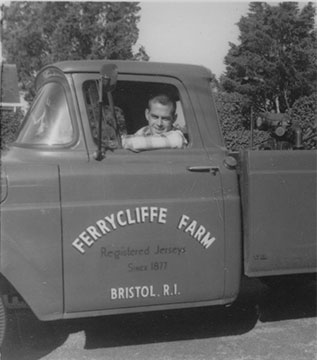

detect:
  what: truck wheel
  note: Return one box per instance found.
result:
[0,296,7,348]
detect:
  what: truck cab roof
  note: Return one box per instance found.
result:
[44,60,213,81]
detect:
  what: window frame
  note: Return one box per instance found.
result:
[74,73,203,154]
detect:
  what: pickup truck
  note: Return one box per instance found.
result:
[0,60,316,347]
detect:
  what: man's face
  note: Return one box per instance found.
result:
[145,101,176,135]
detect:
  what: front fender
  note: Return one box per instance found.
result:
[0,163,63,320]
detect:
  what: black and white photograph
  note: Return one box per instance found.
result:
[0,1,316,359]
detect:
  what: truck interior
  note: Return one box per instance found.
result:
[82,80,187,148]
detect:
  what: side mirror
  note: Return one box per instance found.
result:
[100,64,117,92]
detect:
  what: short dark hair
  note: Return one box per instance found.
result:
[148,94,176,115]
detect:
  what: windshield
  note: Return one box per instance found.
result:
[16,82,74,146]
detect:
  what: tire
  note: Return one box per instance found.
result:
[0,296,7,349]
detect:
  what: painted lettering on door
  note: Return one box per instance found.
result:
[72,207,216,254]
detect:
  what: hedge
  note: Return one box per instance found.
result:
[214,91,270,151]
[289,93,317,150]
[0,109,24,150]
[214,91,316,151]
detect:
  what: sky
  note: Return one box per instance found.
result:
[1,1,312,76]
[136,1,251,78]
[136,1,310,78]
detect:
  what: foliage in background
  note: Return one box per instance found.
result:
[221,2,317,114]
[217,2,316,150]
[214,89,316,151]
[1,2,316,151]
[289,92,317,149]
[0,110,24,150]
[214,91,270,151]
[2,2,148,101]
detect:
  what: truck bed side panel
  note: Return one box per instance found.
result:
[241,150,317,276]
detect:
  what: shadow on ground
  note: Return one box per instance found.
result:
[1,277,316,360]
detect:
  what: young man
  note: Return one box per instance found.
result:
[122,94,187,152]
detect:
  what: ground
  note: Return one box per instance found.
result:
[1,278,316,360]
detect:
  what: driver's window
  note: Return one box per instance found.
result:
[83,80,188,152]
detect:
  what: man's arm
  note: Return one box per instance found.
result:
[122,130,187,152]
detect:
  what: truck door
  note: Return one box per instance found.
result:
[61,74,227,314]
[241,150,317,276]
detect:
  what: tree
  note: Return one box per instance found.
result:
[221,2,317,114]
[2,2,148,100]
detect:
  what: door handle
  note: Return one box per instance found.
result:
[187,166,219,175]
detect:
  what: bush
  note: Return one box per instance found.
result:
[214,91,270,151]
[289,93,316,149]
[0,109,24,150]
[214,91,316,151]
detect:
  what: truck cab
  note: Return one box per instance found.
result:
[0,61,241,325]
